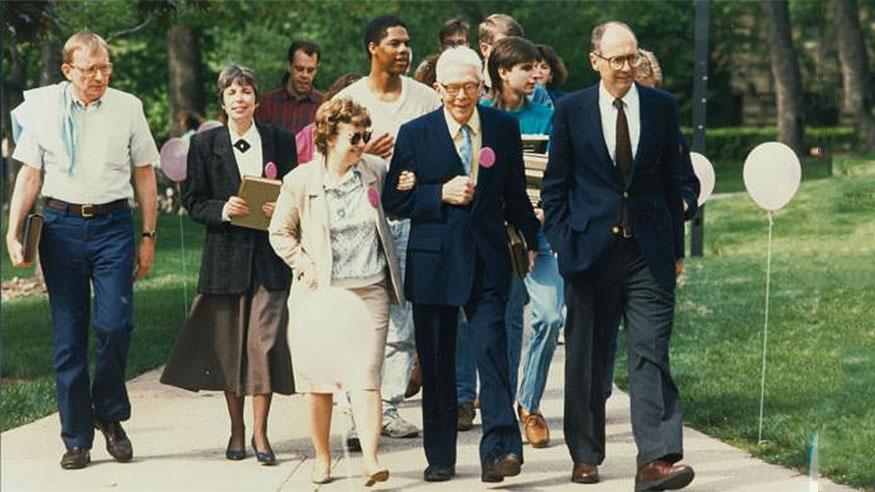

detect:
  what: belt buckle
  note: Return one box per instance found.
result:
[81,204,95,218]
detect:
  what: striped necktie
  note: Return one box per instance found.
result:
[458,124,473,175]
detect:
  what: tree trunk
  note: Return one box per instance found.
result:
[167,24,205,137]
[39,40,63,86]
[761,0,805,155]
[831,0,875,151]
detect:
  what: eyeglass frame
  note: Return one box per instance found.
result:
[440,82,481,97]
[591,52,642,71]
[70,63,114,77]
[349,131,372,145]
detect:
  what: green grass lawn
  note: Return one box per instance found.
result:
[615,156,875,489]
[1,212,205,430]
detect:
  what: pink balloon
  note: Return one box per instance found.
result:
[479,147,496,168]
[160,138,189,182]
[264,161,277,179]
[367,187,380,209]
[197,120,223,133]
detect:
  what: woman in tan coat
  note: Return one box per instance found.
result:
[268,98,412,486]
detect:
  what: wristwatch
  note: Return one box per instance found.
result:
[142,231,158,240]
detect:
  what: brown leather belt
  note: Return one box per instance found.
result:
[44,198,128,218]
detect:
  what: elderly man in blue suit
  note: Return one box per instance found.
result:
[383,46,539,484]
[540,22,694,490]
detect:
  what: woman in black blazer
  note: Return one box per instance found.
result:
[161,64,296,465]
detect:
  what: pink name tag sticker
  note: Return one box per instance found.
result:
[479,147,496,168]
[264,162,278,179]
[367,187,380,209]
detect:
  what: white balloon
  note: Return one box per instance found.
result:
[690,152,715,206]
[289,287,375,389]
[743,142,802,212]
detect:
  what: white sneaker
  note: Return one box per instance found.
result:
[382,407,419,438]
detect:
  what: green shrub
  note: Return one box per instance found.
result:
[681,127,856,165]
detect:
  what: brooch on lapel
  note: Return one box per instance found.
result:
[479,147,496,169]
[367,187,380,209]
[264,161,278,179]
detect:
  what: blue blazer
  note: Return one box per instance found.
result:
[382,106,540,307]
[540,83,683,291]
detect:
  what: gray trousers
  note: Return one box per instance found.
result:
[563,238,683,469]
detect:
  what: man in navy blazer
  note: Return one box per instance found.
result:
[383,46,539,483]
[540,22,694,490]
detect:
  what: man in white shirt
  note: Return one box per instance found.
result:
[540,22,693,489]
[333,15,441,440]
[5,32,159,470]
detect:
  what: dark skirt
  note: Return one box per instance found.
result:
[160,284,294,396]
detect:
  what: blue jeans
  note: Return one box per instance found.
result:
[40,207,135,450]
[456,264,529,405]
[518,231,565,412]
[381,219,416,412]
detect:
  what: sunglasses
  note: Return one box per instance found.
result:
[349,131,372,145]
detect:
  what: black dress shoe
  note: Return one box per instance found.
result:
[95,420,133,462]
[482,452,522,483]
[423,465,455,482]
[60,448,91,470]
[251,436,277,465]
[225,438,246,460]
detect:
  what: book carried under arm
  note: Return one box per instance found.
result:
[231,175,282,231]
[21,213,43,263]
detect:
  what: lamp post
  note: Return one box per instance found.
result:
[690,0,710,257]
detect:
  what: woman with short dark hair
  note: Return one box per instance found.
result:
[161,63,296,466]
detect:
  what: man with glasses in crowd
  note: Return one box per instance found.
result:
[540,21,695,489]
[383,45,539,484]
[6,31,159,470]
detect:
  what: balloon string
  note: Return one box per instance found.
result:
[177,183,189,317]
[757,210,774,444]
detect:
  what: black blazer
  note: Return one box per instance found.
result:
[183,123,296,295]
[540,83,683,291]
[382,106,539,306]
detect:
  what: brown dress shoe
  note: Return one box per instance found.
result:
[404,356,422,398]
[95,420,133,462]
[457,401,476,431]
[634,460,694,491]
[571,462,599,484]
[60,448,90,470]
[523,412,550,448]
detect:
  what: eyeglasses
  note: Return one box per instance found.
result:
[349,131,372,145]
[71,63,114,77]
[592,52,642,70]
[441,82,480,96]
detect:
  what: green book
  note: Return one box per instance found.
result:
[231,176,282,231]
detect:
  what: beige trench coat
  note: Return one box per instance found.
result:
[268,154,405,308]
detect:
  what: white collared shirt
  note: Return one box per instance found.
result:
[12,85,159,204]
[598,81,640,163]
[443,107,482,181]
[229,123,263,178]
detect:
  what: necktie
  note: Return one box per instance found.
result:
[458,124,472,175]
[613,98,632,234]
[613,98,632,184]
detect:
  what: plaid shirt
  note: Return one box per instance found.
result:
[255,85,323,136]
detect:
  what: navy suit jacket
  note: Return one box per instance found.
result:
[382,106,539,307]
[540,83,683,291]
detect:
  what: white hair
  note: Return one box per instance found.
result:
[435,46,483,84]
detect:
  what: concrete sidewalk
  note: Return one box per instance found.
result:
[1,345,856,491]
